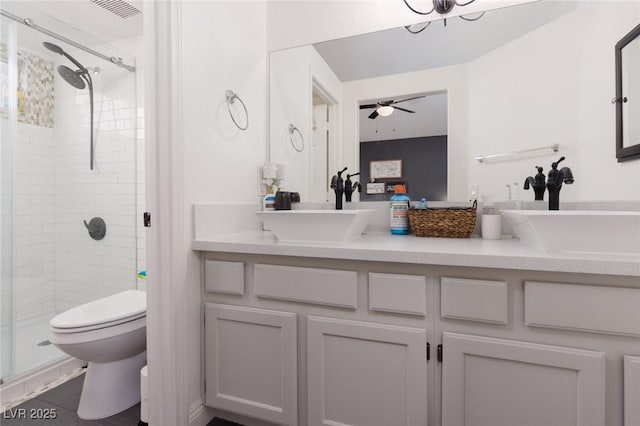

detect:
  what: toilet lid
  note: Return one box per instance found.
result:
[50,290,146,329]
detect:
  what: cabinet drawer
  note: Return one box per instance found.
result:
[525,281,640,336]
[441,277,508,324]
[369,273,427,316]
[205,260,244,295]
[254,264,357,309]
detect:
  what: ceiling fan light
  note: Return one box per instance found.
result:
[377,106,394,116]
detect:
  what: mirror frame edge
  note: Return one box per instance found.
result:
[615,22,640,163]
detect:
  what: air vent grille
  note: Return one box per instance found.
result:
[90,0,141,19]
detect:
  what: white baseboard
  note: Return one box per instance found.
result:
[189,399,214,426]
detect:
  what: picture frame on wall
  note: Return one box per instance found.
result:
[370,159,402,179]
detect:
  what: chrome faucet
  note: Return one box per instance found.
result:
[523,166,546,201]
[546,156,574,210]
[344,172,361,202]
[330,167,348,210]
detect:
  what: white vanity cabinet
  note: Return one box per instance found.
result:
[199,253,639,426]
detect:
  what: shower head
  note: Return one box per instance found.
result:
[43,40,95,170]
[57,65,86,90]
[42,41,87,72]
[43,41,64,55]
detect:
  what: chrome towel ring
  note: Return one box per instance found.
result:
[289,124,304,152]
[225,90,248,130]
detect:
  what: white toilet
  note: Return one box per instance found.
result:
[49,289,147,420]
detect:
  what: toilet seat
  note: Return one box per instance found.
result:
[50,290,146,332]
[50,316,146,345]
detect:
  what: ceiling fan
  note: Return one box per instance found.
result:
[359,95,426,119]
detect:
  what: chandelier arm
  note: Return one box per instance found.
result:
[459,11,484,21]
[402,0,435,16]
[454,0,476,7]
[404,21,431,34]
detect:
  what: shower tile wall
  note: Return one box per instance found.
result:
[52,50,138,312]
[13,121,56,320]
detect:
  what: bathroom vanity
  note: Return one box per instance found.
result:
[193,222,640,426]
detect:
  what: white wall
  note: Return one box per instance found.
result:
[179,0,267,414]
[343,65,469,201]
[467,1,640,202]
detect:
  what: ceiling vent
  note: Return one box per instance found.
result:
[90,0,142,19]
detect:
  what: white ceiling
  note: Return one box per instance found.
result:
[2,0,143,56]
[313,0,575,82]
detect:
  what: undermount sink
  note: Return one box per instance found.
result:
[502,210,640,257]
[256,209,375,243]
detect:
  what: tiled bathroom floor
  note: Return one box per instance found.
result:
[1,374,140,425]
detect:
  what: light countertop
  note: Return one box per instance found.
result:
[192,231,640,277]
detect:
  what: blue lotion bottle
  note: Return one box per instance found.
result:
[389,184,410,235]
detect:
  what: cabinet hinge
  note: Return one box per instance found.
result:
[426,342,431,361]
[437,344,443,362]
[143,212,151,227]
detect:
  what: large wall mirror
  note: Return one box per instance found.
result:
[616,22,640,162]
[269,1,640,203]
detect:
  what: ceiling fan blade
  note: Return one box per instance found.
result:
[360,104,378,109]
[392,106,416,113]
[368,110,379,119]
[391,95,426,104]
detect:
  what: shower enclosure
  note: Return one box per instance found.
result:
[0,3,142,387]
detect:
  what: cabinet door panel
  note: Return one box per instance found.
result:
[625,355,640,426]
[442,332,605,426]
[204,303,297,426]
[307,316,427,426]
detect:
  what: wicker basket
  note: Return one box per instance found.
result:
[408,200,478,238]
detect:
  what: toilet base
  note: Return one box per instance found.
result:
[77,350,147,420]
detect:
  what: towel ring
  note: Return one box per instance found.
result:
[226,90,249,130]
[289,124,304,152]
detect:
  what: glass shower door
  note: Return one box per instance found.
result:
[0,15,16,383]
[0,2,140,383]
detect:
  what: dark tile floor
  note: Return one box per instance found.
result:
[207,418,244,426]
[1,374,141,425]
[1,372,247,426]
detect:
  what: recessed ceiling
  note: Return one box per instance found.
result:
[314,1,576,82]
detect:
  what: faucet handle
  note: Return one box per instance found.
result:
[551,156,565,168]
